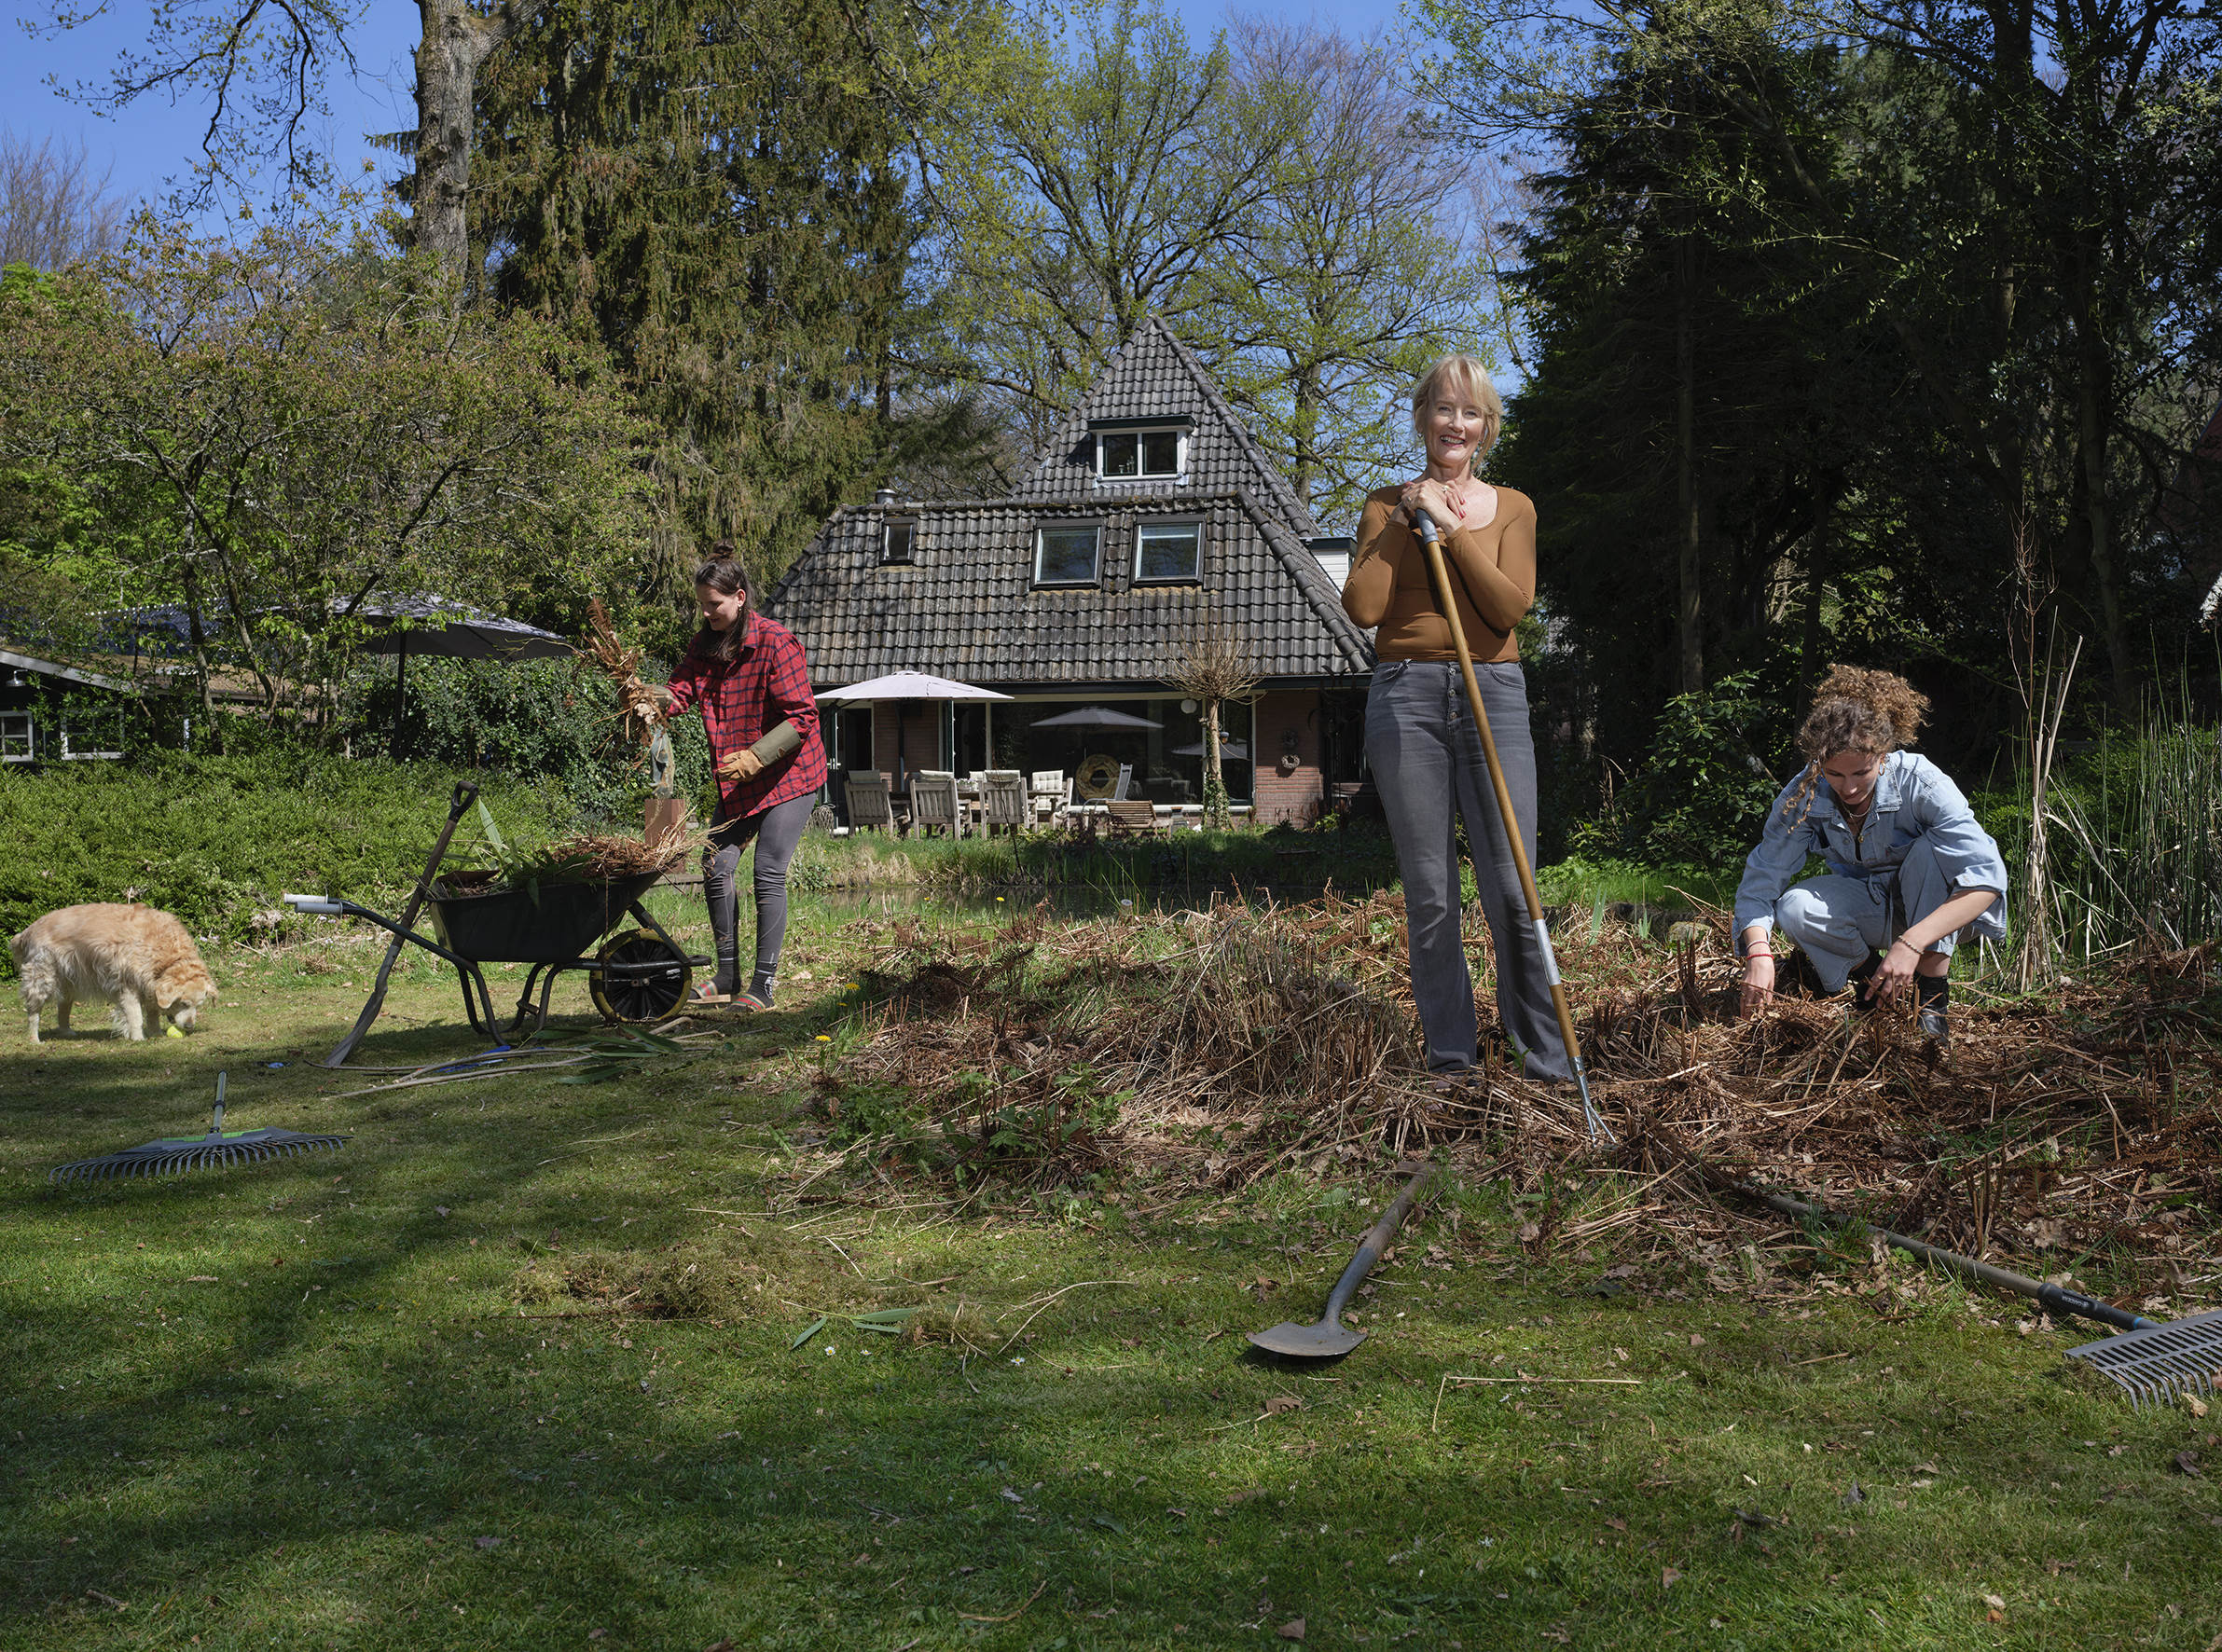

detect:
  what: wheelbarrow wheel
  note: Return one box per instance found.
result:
[589,929,692,1024]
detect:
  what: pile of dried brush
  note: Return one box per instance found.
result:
[437,829,701,897]
[805,895,2221,1308]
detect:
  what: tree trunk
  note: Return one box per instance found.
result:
[1201,697,1230,831]
[1673,239,1703,695]
[414,0,523,281]
[2070,230,2132,710]
[1797,474,1837,705]
[1290,365,1320,508]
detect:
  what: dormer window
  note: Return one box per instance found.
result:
[881,516,917,565]
[1090,415,1193,482]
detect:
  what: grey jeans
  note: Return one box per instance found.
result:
[704,792,814,991]
[1366,659,1568,1080]
[1775,835,1980,991]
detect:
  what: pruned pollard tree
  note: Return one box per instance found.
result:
[1168,611,1261,831]
[0,221,646,731]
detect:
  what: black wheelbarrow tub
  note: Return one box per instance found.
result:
[429,871,667,966]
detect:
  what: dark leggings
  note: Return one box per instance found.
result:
[703,792,814,991]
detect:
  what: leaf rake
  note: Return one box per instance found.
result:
[48,1073,349,1186]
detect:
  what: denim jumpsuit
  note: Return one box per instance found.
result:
[1733,750,2008,990]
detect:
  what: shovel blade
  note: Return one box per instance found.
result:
[1245,1319,1366,1359]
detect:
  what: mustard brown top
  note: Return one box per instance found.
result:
[1342,484,1538,665]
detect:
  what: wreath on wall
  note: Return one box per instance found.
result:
[1074,753,1123,800]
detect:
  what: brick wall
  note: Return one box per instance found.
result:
[1252,688,1323,826]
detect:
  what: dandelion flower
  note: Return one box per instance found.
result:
[815,1034,832,1043]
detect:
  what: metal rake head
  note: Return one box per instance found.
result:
[48,1072,349,1187]
[2065,1307,2222,1411]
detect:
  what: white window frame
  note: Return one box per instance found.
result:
[1033,522,1104,587]
[1094,426,1187,482]
[880,517,917,565]
[1133,520,1203,584]
[0,711,33,763]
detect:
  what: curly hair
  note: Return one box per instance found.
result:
[1782,666,1930,822]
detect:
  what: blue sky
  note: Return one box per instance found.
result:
[4,0,1417,213]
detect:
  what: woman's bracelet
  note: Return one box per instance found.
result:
[1745,950,1773,961]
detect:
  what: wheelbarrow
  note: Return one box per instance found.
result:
[286,783,704,1066]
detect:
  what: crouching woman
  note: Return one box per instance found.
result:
[1734,668,2007,1040]
[663,544,827,1008]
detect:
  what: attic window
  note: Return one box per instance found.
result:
[1034,523,1102,586]
[881,517,917,565]
[1134,522,1202,583]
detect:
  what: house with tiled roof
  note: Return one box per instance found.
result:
[762,317,1373,823]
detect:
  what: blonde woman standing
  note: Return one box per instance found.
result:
[1343,356,1567,1082]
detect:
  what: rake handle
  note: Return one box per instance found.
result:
[1413,511,1610,1142]
[1747,1184,2155,1332]
[1323,1164,1435,1325]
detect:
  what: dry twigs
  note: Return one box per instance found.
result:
[796,898,2221,1305]
[582,596,668,747]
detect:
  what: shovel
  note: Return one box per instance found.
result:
[1248,1163,1435,1358]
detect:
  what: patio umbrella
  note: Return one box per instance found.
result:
[1171,736,1249,759]
[1030,706,1163,730]
[343,593,572,755]
[820,671,1012,791]
[347,592,573,663]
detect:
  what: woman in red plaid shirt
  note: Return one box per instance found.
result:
[662,545,827,1007]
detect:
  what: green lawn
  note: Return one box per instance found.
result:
[2,890,2216,1650]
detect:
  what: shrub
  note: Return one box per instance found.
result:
[1574,669,1780,871]
[0,750,584,962]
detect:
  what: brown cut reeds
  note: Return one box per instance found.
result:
[582,596,668,749]
[799,895,2222,1307]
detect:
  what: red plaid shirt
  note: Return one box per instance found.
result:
[664,613,827,820]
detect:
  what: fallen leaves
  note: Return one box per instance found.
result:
[2173,1451,2201,1478]
[1262,1395,1301,1416]
[1276,1618,1305,1641]
[1662,1566,1681,1589]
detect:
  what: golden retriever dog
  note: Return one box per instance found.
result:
[8,903,218,1043]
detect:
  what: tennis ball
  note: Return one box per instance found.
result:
[165,1024,184,1039]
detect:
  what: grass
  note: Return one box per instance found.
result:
[4,891,2218,1650]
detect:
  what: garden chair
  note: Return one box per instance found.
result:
[911,770,963,838]
[843,769,897,834]
[982,771,1028,835]
[1111,762,1134,801]
[1028,769,1069,829]
[1105,799,1161,835]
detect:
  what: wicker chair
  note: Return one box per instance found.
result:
[843,769,894,833]
[982,770,1028,835]
[911,770,963,837]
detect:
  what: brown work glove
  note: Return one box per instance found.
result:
[718,749,764,782]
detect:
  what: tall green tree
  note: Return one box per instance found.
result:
[0,218,646,729]
[1195,23,1497,525]
[469,0,987,594]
